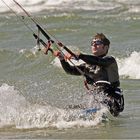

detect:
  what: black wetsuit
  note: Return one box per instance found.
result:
[60,53,124,113]
[61,54,119,86]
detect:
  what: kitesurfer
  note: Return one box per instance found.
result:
[53,33,124,116]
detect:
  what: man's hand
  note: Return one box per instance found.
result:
[64,53,72,60]
[53,50,64,60]
[53,50,61,57]
[53,50,81,61]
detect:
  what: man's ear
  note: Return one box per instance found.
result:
[103,45,107,50]
[104,45,109,54]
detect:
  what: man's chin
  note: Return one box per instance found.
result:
[92,51,98,56]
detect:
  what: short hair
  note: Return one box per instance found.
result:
[94,33,110,46]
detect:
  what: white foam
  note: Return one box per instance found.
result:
[0,83,109,129]
[0,83,29,127]
[117,51,140,79]
[19,45,43,58]
[1,0,139,13]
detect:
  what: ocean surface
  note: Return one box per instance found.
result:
[0,0,140,139]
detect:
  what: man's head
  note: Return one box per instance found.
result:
[91,33,110,56]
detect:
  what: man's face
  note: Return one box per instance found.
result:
[91,39,107,56]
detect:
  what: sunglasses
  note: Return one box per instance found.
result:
[91,40,104,46]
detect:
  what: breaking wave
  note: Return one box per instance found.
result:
[118,51,140,79]
[0,83,111,129]
[0,0,140,14]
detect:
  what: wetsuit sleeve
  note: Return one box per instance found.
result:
[79,53,115,66]
[60,59,85,75]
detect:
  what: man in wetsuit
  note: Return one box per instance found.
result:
[54,33,124,116]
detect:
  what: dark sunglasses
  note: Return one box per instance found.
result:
[91,40,104,46]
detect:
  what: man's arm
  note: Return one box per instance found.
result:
[60,59,85,75]
[79,53,115,67]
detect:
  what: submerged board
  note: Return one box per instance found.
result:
[82,108,100,114]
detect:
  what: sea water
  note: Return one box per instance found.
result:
[0,0,140,139]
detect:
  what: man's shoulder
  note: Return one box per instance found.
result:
[103,55,117,63]
[103,55,115,59]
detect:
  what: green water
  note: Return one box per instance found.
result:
[0,2,140,139]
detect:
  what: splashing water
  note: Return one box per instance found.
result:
[118,51,140,79]
[0,83,111,129]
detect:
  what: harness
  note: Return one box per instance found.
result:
[84,80,124,115]
[84,80,111,91]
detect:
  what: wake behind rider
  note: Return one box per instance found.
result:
[53,33,124,115]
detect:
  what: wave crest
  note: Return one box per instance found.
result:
[0,83,110,129]
[118,51,140,79]
[1,0,140,14]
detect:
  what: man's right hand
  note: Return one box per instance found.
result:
[53,50,61,57]
[53,50,64,60]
